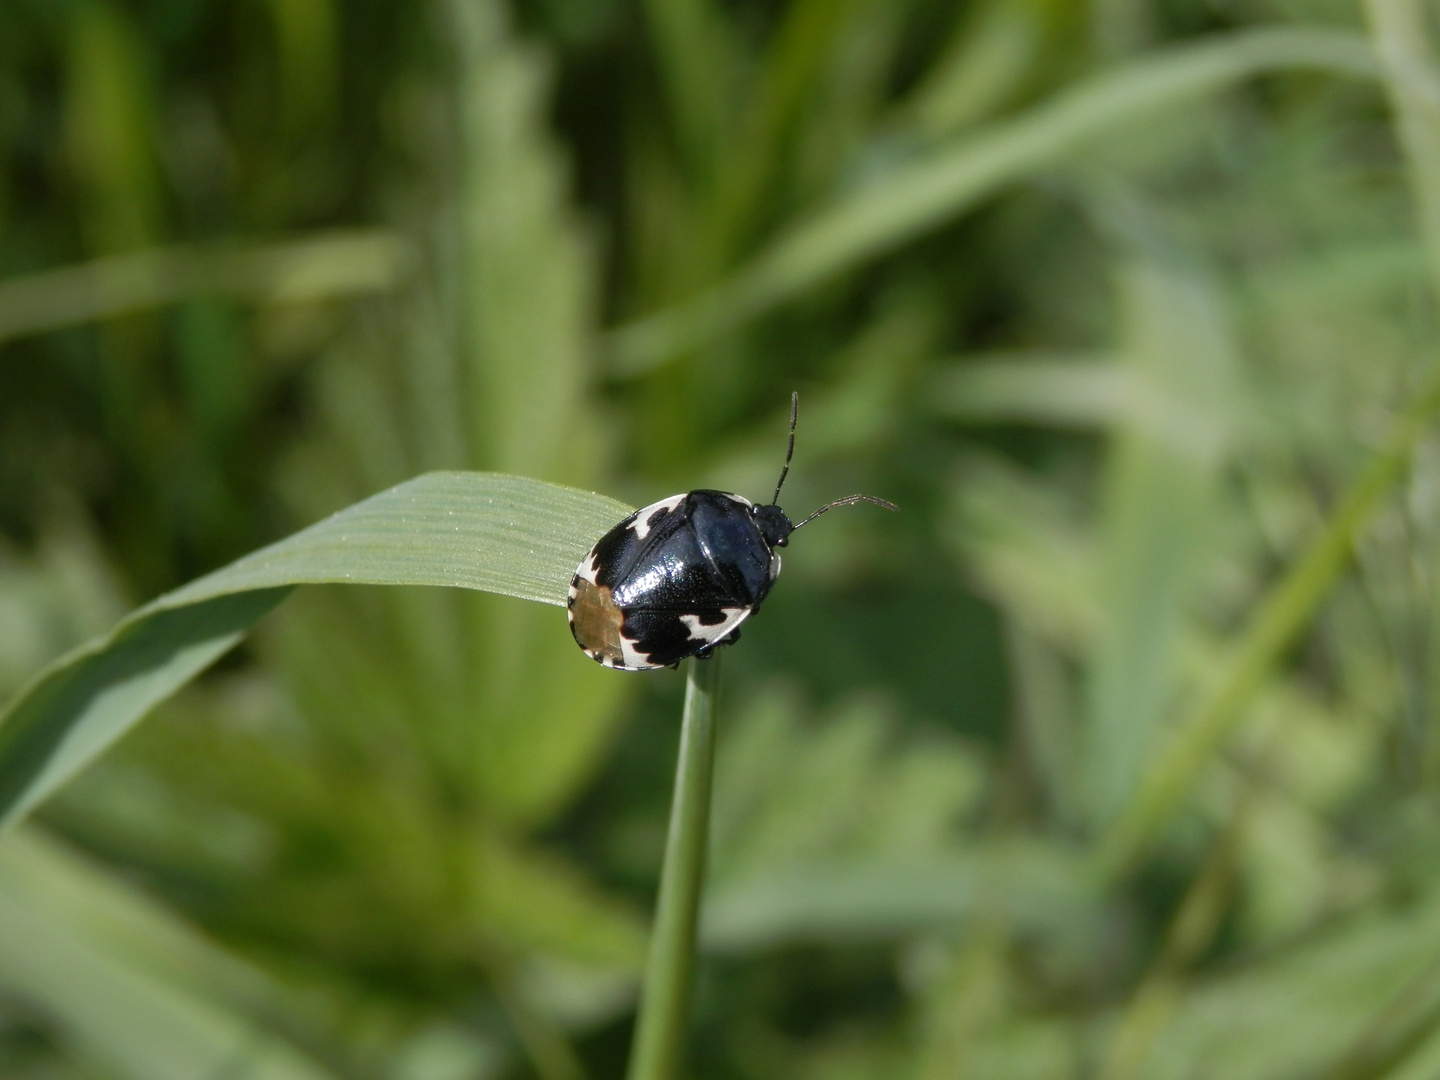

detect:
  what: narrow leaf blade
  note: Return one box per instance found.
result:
[0,471,633,831]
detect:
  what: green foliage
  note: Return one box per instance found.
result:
[5,0,1440,1077]
[0,828,341,1080]
[0,472,630,831]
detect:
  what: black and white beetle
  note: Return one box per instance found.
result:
[568,393,897,670]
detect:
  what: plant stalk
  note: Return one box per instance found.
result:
[626,652,722,1080]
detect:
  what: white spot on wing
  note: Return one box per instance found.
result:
[630,494,686,541]
[679,606,750,643]
[588,637,659,672]
[574,550,601,586]
[619,635,655,669]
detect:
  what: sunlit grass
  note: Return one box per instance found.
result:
[4,0,1440,1077]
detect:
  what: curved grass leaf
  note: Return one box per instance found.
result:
[0,229,414,345]
[0,827,346,1080]
[607,26,1377,374]
[1366,0,1440,301]
[0,472,633,832]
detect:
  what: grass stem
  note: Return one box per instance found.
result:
[626,653,722,1080]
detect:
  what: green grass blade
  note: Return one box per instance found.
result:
[0,229,413,344]
[1093,368,1440,880]
[1365,0,1440,302]
[627,654,722,1080]
[0,827,345,1080]
[0,590,291,839]
[1092,1,1440,884]
[0,882,337,1080]
[161,472,630,606]
[1083,256,1236,830]
[928,352,1126,428]
[0,471,632,831]
[607,26,1376,374]
[1119,885,1440,1080]
[444,0,632,831]
[899,0,1045,138]
[638,0,734,178]
[449,0,601,486]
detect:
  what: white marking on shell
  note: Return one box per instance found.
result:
[619,634,654,669]
[768,552,781,580]
[679,606,750,643]
[629,494,687,541]
[589,640,652,672]
[573,550,602,586]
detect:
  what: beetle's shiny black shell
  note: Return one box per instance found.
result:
[567,490,785,670]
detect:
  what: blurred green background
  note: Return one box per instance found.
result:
[4,0,1440,1077]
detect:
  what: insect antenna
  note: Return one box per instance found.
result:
[791,494,899,531]
[772,391,799,505]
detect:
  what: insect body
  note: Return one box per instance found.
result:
[568,395,896,670]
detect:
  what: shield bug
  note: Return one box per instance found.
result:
[568,393,897,670]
